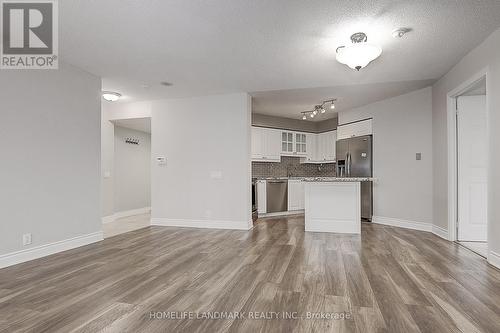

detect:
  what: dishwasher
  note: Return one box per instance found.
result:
[266,180,288,213]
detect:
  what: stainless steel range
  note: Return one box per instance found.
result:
[251,178,258,221]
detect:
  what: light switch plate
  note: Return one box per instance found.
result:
[416,153,422,160]
[156,156,167,166]
[22,233,32,246]
[210,171,223,179]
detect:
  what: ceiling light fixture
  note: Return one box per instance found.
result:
[336,32,382,71]
[301,99,337,120]
[102,91,121,102]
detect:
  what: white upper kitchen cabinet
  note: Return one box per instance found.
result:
[251,127,281,162]
[303,133,317,163]
[302,130,336,163]
[251,127,263,159]
[281,130,307,156]
[288,179,305,211]
[281,131,295,154]
[322,130,336,162]
[337,119,372,140]
[295,133,307,156]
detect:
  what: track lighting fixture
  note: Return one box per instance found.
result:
[300,99,337,120]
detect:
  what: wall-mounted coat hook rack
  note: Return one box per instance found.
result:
[125,137,140,145]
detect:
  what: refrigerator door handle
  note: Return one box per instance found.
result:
[345,152,349,177]
[346,152,351,177]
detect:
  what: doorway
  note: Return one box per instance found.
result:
[103,117,152,238]
[451,77,488,257]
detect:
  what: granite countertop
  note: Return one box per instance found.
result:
[254,177,376,182]
[302,177,376,182]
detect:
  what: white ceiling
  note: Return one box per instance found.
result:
[112,118,151,134]
[59,1,500,117]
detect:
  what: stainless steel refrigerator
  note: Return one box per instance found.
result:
[336,135,373,221]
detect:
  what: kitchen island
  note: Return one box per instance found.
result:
[303,178,375,234]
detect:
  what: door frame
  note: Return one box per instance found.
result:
[446,68,489,255]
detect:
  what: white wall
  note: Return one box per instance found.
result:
[151,93,252,230]
[107,101,152,121]
[338,87,433,226]
[432,27,500,264]
[114,126,151,212]
[101,103,115,217]
[0,62,102,263]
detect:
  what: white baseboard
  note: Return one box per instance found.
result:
[102,207,151,224]
[151,218,252,230]
[432,225,449,240]
[0,231,103,269]
[259,210,304,218]
[372,216,432,232]
[489,251,500,269]
[102,215,116,224]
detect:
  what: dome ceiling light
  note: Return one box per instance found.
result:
[336,32,382,71]
[301,99,336,120]
[102,91,122,102]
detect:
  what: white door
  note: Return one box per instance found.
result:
[457,96,488,241]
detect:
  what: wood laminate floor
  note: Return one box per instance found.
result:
[103,213,151,238]
[457,241,488,258]
[1,215,500,333]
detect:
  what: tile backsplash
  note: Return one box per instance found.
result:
[252,156,336,178]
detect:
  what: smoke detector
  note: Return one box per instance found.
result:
[392,28,412,38]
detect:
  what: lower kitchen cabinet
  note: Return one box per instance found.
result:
[288,180,305,211]
[256,180,267,214]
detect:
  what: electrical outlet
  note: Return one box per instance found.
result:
[22,233,32,246]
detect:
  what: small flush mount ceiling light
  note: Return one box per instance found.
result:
[301,99,337,120]
[336,32,382,71]
[102,91,121,102]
